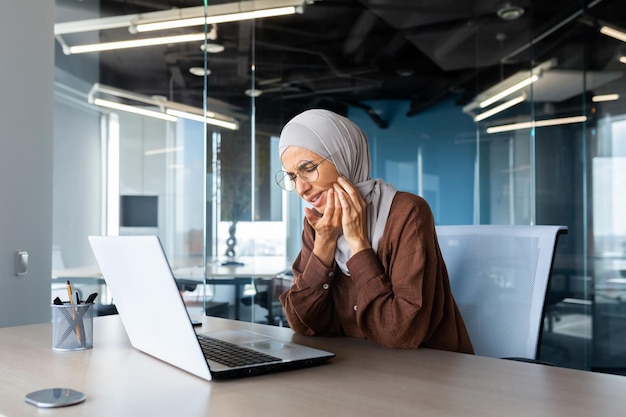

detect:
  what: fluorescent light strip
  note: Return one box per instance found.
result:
[600,25,626,43]
[89,84,240,130]
[55,15,138,35]
[166,109,239,130]
[474,95,525,122]
[135,6,297,32]
[592,94,619,102]
[94,98,178,122]
[486,116,587,134]
[66,33,206,54]
[620,56,626,65]
[480,75,538,108]
[145,146,184,156]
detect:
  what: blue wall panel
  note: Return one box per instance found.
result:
[348,98,476,225]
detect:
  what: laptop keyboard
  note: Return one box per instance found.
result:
[197,334,281,368]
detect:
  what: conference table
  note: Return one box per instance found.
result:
[1,315,625,416]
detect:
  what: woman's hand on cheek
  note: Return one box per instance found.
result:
[334,177,370,254]
[305,188,343,268]
[305,188,342,242]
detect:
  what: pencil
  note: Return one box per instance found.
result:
[66,280,73,304]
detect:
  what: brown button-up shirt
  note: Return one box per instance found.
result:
[280,192,474,353]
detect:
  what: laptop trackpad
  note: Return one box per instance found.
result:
[201,329,294,353]
[243,340,291,351]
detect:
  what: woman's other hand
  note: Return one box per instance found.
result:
[334,176,371,255]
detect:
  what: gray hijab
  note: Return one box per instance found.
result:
[279,109,397,275]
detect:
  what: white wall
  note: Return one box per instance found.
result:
[0,1,55,326]
[53,74,103,269]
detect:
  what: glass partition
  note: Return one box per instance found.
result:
[53,0,626,372]
[53,1,290,324]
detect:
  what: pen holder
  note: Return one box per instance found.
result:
[51,303,94,351]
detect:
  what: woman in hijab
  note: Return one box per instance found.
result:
[276,109,473,353]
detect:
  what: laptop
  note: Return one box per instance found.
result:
[88,235,334,381]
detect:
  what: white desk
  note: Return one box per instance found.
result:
[171,255,291,278]
[1,315,625,416]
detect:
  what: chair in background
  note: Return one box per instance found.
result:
[241,270,293,326]
[176,279,231,319]
[436,225,567,361]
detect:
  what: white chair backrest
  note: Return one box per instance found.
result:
[436,225,567,359]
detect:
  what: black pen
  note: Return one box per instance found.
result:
[85,292,98,304]
[75,291,81,304]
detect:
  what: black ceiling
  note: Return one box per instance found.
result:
[56,0,626,129]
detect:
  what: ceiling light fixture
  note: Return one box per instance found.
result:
[245,88,263,97]
[592,94,619,102]
[496,4,525,21]
[93,98,178,122]
[88,83,239,130]
[474,94,525,122]
[145,146,185,156]
[200,42,226,53]
[600,25,626,43]
[166,109,239,130]
[189,67,211,76]
[59,33,207,55]
[486,115,587,134]
[463,59,555,117]
[480,76,537,108]
[54,0,307,55]
[133,3,304,33]
[620,56,626,64]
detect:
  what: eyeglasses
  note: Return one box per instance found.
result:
[275,155,332,191]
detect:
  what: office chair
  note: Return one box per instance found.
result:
[436,225,567,362]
